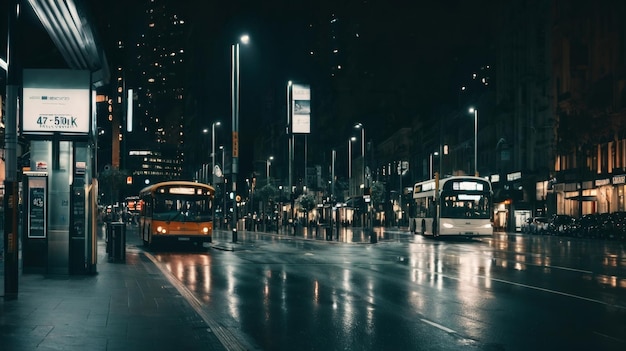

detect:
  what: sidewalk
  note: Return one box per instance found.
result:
[0,225,229,351]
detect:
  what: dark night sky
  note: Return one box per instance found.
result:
[1,0,496,178]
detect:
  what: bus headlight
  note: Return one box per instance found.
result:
[157,226,166,234]
[482,223,493,228]
[202,227,209,234]
[442,222,454,229]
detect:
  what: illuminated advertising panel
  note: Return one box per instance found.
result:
[22,69,91,136]
[291,83,310,134]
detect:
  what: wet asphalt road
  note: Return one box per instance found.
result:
[139,227,626,351]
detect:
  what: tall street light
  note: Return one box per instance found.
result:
[220,145,226,229]
[354,122,367,229]
[266,156,274,185]
[211,121,221,186]
[348,136,356,195]
[231,34,249,242]
[468,107,478,176]
[354,123,365,193]
[429,151,439,179]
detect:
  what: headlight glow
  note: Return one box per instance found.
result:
[202,227,209,234]
[442,222,454,228]
[157,226,166,234]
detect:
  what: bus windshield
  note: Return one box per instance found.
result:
[153,195,212,222]
[440,192,490,219]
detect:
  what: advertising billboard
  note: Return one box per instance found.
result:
[291,84,310,134]
[22,69,91,136]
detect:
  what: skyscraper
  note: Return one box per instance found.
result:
[97,0,190,194]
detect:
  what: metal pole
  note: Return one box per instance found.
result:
[430,153,433,180]
[474,109,478,176]
[399,167,402,228]
[361,126,366,228]
[231,43,239,242]
[361,127,365,191]
[4,0,20,299]
[348,138,353,196]
[211,123,217,226]
[331,149,336,200]
[348,138,352,179]
[304,134,307,190]
[287,81,292,196]
[222,146,226,229]
[211,122,217,185]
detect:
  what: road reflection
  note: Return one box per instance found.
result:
[147,228,626,350]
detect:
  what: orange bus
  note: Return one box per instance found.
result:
[138,181,215,247]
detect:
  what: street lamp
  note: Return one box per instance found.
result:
[211,121,221,186]
[429,151,439,180]
[202,128,209,182]
[220,145,226,229]
[354,123,365,192]
[354,122,368,229]
[266,156,274,184]
[231,34,249,242]
[469,107,478,176]
[348,136,356,195]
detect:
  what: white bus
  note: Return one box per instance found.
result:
[409,175,493,237]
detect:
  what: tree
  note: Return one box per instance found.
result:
[255,183,278,213]
[370,181,385,225]
[298,193,317,224]
[371,181,385,208]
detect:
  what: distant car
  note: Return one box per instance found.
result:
[522,217,549,234]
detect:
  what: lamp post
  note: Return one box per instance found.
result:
[202,128,209,182]
[354,123,365,192]
[220,145,226,229]
[354,122,367,229]
[211,121,221,185]
[348,136,356,195]
[469,107,478,176]
[429,151,439,180]
[266,156,274,185]
[286,80,293,226]
[231,34,249,242]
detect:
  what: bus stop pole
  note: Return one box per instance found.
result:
[3,0,20,299]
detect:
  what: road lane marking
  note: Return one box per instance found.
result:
[420,318,457,333]
[549,265,592,274]
[593,331,626,344]
[485,276,626,310]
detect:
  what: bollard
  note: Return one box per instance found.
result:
[232,228,238,243]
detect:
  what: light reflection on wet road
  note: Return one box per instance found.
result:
[144,228,626,351]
